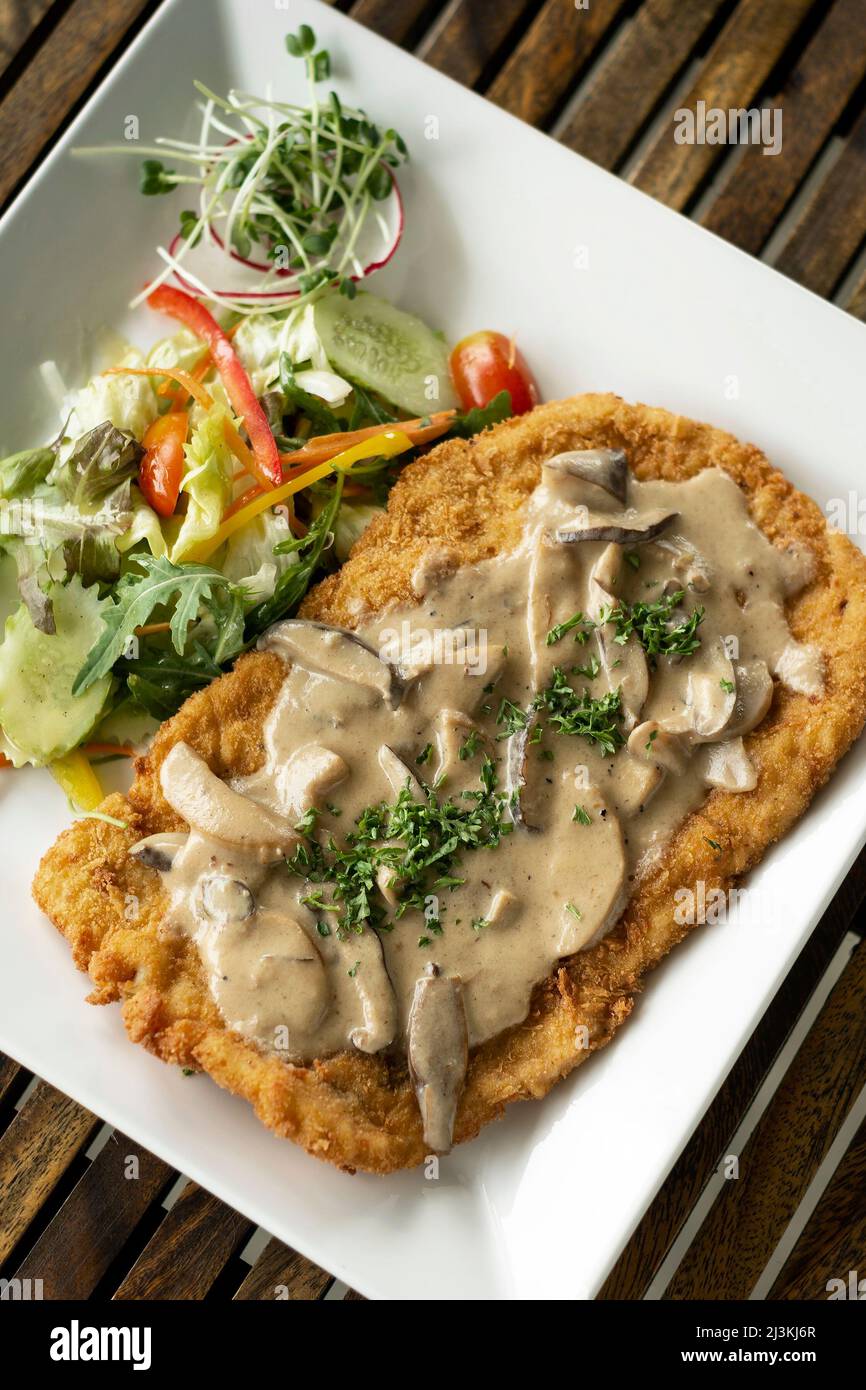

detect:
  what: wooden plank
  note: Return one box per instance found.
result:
[234,1236,332,1300]
[0,1054,30,1112]
[0,1081,99,1263]
[344,1286,367,1300]
[702,0,866,254]
[629,0,817,210]
[772,102,866,298]
[842,263,866,322]
[13,1134,173,1299]
[664,938,866,1299]
[600,846,866,1298]
[557,0,729,170]
[0,0,56,82]
[486,0,631,130]
[768,1113,866,1299]
[350,0,440,49]
[112,1181,252,1299]
[417,0,533,89]
[0,0,155,208]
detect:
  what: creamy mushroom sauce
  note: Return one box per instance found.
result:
[136,453,823,1153]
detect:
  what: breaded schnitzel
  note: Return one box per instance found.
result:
[32,394,866,1173]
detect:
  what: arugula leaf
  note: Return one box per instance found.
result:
[73,555,247,695]
[447,390,512,440]
[279,354,343,434]
[244,474,344,638]
[121,640,223,721]
[348,381,398,429]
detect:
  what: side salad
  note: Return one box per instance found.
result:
[0,24,538,812]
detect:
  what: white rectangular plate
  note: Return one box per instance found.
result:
[2,0,865,1301]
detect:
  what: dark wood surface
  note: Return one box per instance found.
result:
[1,0,865,1302]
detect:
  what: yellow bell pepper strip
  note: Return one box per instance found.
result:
[148,285,282,490]
[49,751,104,811]
[187,428,413,563]
[278,410,455,471]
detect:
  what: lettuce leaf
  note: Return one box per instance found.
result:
[221,508,298,606]
[170,405,233,563]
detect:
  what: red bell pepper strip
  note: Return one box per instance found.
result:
[147,285,281,489]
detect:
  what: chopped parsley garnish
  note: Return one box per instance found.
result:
[294,807,319,835]
[415,742,433,765]
[705,837,722,853]
[720,678,734,694]
[565,902,582,920]
[348,961,360,977]
[471,916,489,933]
[645,729,658,753]
[534,670,624,756]
[286,757,510,938]
[624,551,640,570]
[458,728,481,760]
[609,589,704,660]
[572,654,600,680]
[496,696,530,740]
[546,611,593,646]
[572,804,592,826]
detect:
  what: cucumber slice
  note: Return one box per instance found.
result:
[314,291,458,417]
[0,576,114,767]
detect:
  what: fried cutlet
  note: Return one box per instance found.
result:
[32,393,866,1173]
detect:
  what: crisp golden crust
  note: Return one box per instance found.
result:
[32,394,866,1173]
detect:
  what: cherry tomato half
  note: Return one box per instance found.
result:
[449,330,539,416]
[139,411,188,518]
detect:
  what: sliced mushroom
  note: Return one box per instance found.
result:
[129,832,188,872]
[375,857,404,909]
[346,930,398,1054]
[628,721,688,775]
[610,754,664,817]
[196,907,331,1045]
[262,619,406,708]
[773,640,824,697]
[506,721,542,831]
[525,529,585,688]
[197,874,255,922]
[432,709,486,784]
[159,743,300,859]
[684,638,737,741]
[378,744,425,801]
[278,743,348,817]
[654,535,711,593]
[725,659,774,739]
[556,508,678,546]
[407,963,468,1154]
[589,546,648,731]
[701,738,757,792]
[484,889,519,928]
[542,448,628,504]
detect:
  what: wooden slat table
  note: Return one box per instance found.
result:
[1,0,865,1302]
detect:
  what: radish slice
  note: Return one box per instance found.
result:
[165,168,403,305]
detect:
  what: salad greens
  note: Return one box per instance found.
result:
[0,21,522,788]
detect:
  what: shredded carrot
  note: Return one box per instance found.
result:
[134,622,172,636]
[0,752,12,769]
[104,366,214,412]
[82,743,138,759]
[278,410,455,471]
